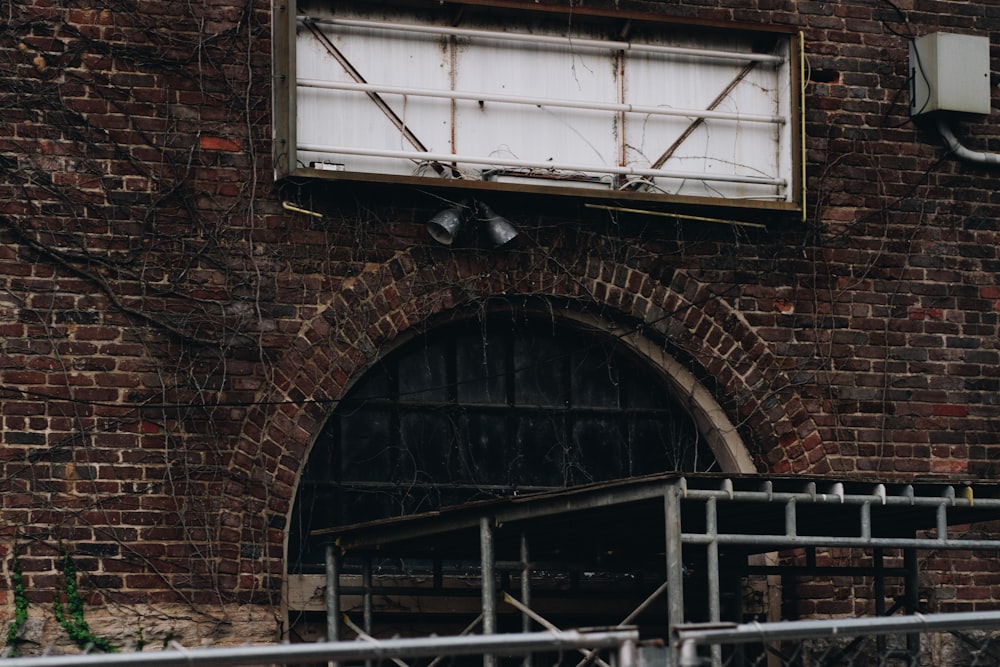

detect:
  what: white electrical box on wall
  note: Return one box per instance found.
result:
[910,32,991,117]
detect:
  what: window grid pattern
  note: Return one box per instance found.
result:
[291,319,715,566]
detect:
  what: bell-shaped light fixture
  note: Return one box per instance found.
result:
[476,201,519,248]
[426,206,466,246]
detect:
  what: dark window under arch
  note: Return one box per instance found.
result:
[290,316,717,568]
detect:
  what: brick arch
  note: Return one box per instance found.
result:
[227,243,827,593]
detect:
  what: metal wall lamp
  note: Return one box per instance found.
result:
[427,200,519,249]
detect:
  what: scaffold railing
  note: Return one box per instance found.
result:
[675,610,1000,667]
[0,629,639,667]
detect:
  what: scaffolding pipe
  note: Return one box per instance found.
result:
[680,534,1000,549]
[664,483,685,631]
[297,78,786,125]
[362,558,373,634]
[298,16,786,65]
[905,549,920,653]
[680,486,991,509]
[677,610,1000,646]
[571,581,672,667]
[426,616,485,667]
[706,497,720,626]
[874,548,887,658]
[481,517,497,667]
[502,593,614,667]
[620,580,671,626]
[343,616,412,667]
[363,558,374,667]
[705,497,722,667]
[617,637,638,667]
[520,532,533,667]
[937,502,949,540]
[297,143,786,187]
[325,544,341,644]
[0,630,641,667]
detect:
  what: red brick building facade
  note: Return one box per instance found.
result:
[1,0,999,652]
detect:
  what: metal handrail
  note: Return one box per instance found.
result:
[0,629,639,667]
[675,610,1000,667]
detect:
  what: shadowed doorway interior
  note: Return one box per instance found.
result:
[287,313,737,640]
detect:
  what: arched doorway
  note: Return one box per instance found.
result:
[288,311,752,637]
[289,312,753,570]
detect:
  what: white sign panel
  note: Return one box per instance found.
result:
[282,1,800,210]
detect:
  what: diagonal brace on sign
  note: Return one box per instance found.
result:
[627,61,758,190]
[303,20,460,178]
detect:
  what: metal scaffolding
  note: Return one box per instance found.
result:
[311,473,1000,658]
[0,630,639,667]
[674,609,1000,666]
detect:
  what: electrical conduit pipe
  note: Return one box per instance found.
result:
[937,117,1000,166]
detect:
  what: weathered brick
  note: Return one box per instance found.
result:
[0,0,999,650]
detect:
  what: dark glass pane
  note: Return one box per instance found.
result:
[628,416,671,475]
[515,412,566,488]
[455,411,509,486]
[397,483,452,517]
[340,488,394,525]
[625,373,665,409]
[664,411,705,471]
[292,487,350,567]
[629,412,701,474]
[287,484,321,565]
[398,411,456,482]
[513,332,566,406]
[456,328,507,403]
[340,408,391,482]
[346,362,393,402]
[302,421,338,476]
[571,416,623,483]
[570,347,620,408]
[399,338,449,402]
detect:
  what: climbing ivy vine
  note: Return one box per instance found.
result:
[4,555,28,656]
[53,554,116,653]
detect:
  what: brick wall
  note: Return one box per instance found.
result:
[1,0,999,651]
